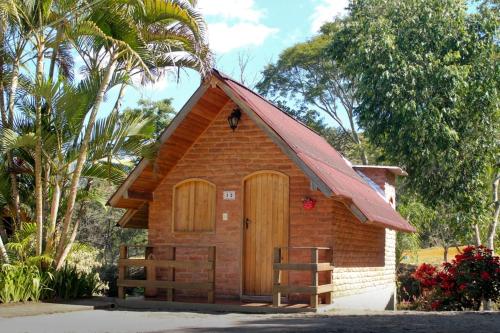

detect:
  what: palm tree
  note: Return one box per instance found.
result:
[54,0,211,268]
[0,0,82,256]
[1,78,156,264]
[0,0,212,268]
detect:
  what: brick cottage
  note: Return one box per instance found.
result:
[107,69,415,311]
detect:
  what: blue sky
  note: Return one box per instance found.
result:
[100,0,349,116]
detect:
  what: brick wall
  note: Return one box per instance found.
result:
[331,168,398,299]
[148,101,396,300]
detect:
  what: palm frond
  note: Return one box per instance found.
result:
[0,128,36,153]
[81,162,128,184]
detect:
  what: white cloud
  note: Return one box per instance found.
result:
[197,0,278,54]
[310,0,349,33]
[142,77,169,91]
[197,0,263,23]
[207,22,278,54]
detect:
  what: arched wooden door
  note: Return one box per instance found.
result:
[243,171,289,296]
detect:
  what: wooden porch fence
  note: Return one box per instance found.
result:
[272,247,334,308]
[117,244,216,303]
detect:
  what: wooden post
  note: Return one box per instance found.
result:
[166,246,175,301]
[325,248,334,305]
[207,246,216,303]
[310,248,319,308]
[118,245,128,299]
[144,246,157,298]
[272,247,282,307]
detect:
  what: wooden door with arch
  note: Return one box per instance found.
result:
[242,170,289,296]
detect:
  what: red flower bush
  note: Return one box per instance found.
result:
[413,263,438,288]
[411,246,500,311]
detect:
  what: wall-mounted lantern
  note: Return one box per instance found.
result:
[227,107,242,131]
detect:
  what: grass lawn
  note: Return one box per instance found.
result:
[402,246,467,266]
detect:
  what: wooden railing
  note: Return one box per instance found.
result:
[117,244,216,303]
[272,247,334,308]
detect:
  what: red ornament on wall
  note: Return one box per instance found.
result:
[302,197,316,210]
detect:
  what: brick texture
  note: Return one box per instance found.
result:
[147,101,396,300]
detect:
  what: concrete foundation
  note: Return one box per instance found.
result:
[331,285,396,311]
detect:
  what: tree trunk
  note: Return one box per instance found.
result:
[7,58,20,126]
[6,57,22,226]
[42,165,51,231]
[347,108,368,165]
[55,181,92,270]
[0,229,9,264]
[41,27,64,232]
[34,39,45,257]
[55,207,83,270]
[0,26,5,122]
[486,172,499,254]
[443,245,449,262]
[111,83,127,115]
[45,178,61,255]
[54,58,117,268]
[473,224,482,246]
[8,164,21,227]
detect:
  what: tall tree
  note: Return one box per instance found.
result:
[329,0,499,250]
[256,21,369,164]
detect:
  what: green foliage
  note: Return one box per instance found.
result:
[398,196,474,260]
[6,222,51,265]
[0,262,107,304]
[5,222,36,262]
[123,98,176,138]
[396,231,421,268]
[0,222,107,303]
[329,0,499,221]
[74,181,146,295]
[0,264,42,303]
[42,265,107,301]
[66,242,102,275]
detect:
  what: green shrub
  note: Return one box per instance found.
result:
[0,264,43,303]
[0,263,107,304]
[67,243,102,274]
[42,265,108,301]
[99,264,118,297]
[397,264,422,309]
[0,224,107,304]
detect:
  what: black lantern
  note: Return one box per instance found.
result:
[227,107,241,131]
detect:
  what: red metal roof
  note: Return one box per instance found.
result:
[215,70,415,232]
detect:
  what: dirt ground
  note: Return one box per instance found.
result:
[1,309,499,333]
